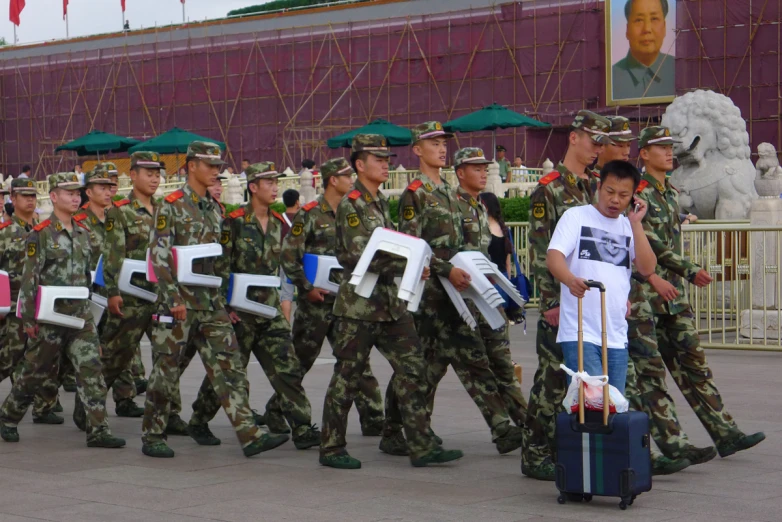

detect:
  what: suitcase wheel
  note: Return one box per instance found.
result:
[557,494,567,505]
[619,501,627,510]
[583,494,592,503]
[619,496,634,510]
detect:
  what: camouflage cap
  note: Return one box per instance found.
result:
[320,157,355,183]
[102,162,119,175]
[11,177,38,195]
[186,140,226,166]
[411,121,453,143]
[85,165,117,186]
[638,126,681,149]
[571,110,613,145]
[48,172,82,192]
[351,134,396,157]
[496,145,507,152]
[130,151,163,169]
[454,147,492,168]
[246,161,283,183]
[606,116,637,142]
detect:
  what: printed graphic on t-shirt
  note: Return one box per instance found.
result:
[577,226,631,268]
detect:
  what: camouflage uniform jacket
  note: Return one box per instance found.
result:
[0,216,34,306]
[634,172,701,315]
[19,214,93,329]
[280,195,337,302]
[149,184,224,312]
[103,192,158,304]
[73,204,107,264]
[216,204,286,315]
[529,162,597,312]
[333,179,409,322]
[455,188,490,257]
[398,173,463,278]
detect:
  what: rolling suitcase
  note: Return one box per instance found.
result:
[554,280,652,510]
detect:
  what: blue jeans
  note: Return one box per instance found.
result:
[560,341,628,395]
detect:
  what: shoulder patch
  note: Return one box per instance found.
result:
[33,219,51,232]
[228,208,245,219]
[303,200,318,212]
[113,199,130,207]
[271,211,285,223]
[0,221,12,231]
[348,190,361,200]
[73,213,87,222]
[291,222,304,236]
[75,221,90,231]
[539,171,560,186]
[81,203,89,209]
[636,180,649,193]
[165,190,184,203]
[407,179,423,192]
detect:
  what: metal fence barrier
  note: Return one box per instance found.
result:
[508,220,782,352]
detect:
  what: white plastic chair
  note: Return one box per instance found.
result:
[227,274,280,318]
[303,254,342,294]
[146,244,223,288]
[349,228,431,312]
[90,294,107,325]
[0,270,10,318]
[29,286,90,329]
[119,259,158,302]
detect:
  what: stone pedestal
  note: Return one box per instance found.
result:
[486,161,503,197]
[740,178,782,338]
[299,168,316,204]
[224,175,244,205]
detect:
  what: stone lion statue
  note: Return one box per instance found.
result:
[756,142,782,180]
[661,90,758,219]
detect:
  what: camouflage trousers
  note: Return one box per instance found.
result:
[0,320,112,441]
[626,310,693,459]
[387,294,513,440]
[131,345,146,379]
[655,307,742,444]
[271,298,383,431]
[0,315,60,416]
[476,308,527,427]
[521,318,566,467]
[190,312,313,438]
[142,308,262,448]
[100,302,155,402]
[321,315,437,460]
[58,350,77,388]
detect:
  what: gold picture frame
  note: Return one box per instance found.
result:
[606,0,677,106]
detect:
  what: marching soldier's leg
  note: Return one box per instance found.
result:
[59,350,77,392]
[658,309,763,456]
[131,344,147,393]
[251,315,319,449]
[478,312,527,427]
[521,318,564,480]
[101,306,147,418]
[1,324,63,441]
[353,361,384,435]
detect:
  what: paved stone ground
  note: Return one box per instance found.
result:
[0,310,779,521]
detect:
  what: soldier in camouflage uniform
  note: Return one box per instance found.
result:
[186,162,320,450]
[453,148,528,427]
[0,178,62,424]
[596,116,636,170]
[522,111,611,480]
[88,153,189,436]
[633,126,765,459]
[141,141,289,458]
[0,173,125,448]
[319,133,463,469]
[72,165,144,426]
[278,157,385,436]
[385,122,523,457]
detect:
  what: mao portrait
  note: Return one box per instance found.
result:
[607,0,676,105]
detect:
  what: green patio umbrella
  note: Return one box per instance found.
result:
[327,119,413,149]
[128,127,226,154]
[55,130,140,157]
[444,103,550,158]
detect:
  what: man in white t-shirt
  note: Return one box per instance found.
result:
[546,160,656,393]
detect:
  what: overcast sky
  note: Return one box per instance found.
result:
[2,0,259,44]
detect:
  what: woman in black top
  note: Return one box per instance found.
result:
[479,192,512,276]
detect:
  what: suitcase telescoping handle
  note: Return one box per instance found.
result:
[577,280,609,426]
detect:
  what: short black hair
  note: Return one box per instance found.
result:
[22,165,31,173]
[350,151,370,174]
[301,159,316,169]
[625,0,668,20]
[600,160,641,190]
[282,189,300,208]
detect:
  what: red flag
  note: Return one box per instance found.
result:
[121,0,126,12]
[9,0,25,26]
[63,0,69,19]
